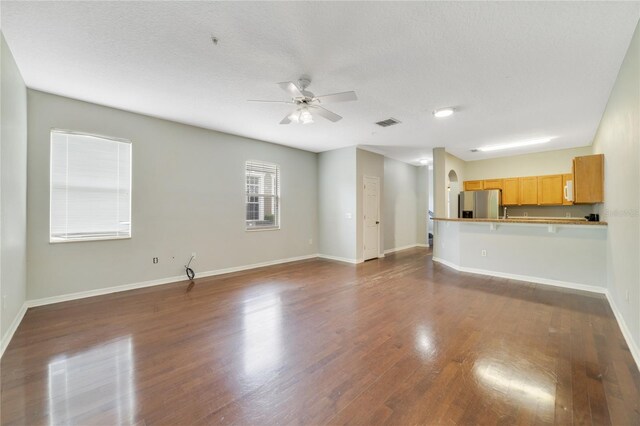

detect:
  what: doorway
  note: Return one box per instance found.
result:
[363,176,380,261]
[448,170,459,218]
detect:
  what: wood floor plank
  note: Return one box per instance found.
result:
[2,248,638,425]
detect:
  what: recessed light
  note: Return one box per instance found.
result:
[419,159,430,165]
[433,107,455,118]
[477,137,553,152]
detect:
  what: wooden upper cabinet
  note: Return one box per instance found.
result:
[537,175,563,205]
[574,154,604,203]
[519,177,538,205]
[502,178,519,205]
[464,180,484,191]
[483,179,503,190]
[562,173,573,205]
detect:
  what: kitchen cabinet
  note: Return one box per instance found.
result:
[460,153,603,206]
[464,180,483,191]
[562,173,573,205]
[573,154,604,203]
[537,175,563,205]
[502,178,519,205]
[519,177,538,205]
[483,179,503,190]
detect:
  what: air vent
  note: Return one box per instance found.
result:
[375,118,401,127]
[470,149,479,152]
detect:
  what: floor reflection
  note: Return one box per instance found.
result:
[47,336,135,425]
[474,357,555,408]
[414,324,437,360]
[242,292,283,376]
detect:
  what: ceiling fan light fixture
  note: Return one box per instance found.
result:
[300,109,314,124]
[433,107,455,118]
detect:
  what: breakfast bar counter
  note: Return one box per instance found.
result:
[432,217,607,226]
[431,217,607,292]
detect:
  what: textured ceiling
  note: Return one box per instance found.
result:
[1,1,639,163]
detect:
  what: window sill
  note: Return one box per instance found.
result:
[49,235,132,244]
[245,227,280,232]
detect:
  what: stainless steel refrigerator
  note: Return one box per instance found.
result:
[458,190,501,219]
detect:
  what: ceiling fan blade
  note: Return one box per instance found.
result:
[313,91,357,104]
[309,106,342,122]
[248,100,293,104]
[278,81,304,98]
[280,114,292,124]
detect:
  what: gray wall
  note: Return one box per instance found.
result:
[592,20,640,354]
[318,146,357,261]
[0,33,27,343]
[356,148,384,261]
[383,157,419,251]
[27,90,318,299]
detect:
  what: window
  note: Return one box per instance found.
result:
[50,130,132,242]
[245,161,280,230]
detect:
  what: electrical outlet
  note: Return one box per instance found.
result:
[565,212,571,218]
[308,238,313,245]
[153,257,158,264]
[191,252,197,259]
[524,212,528,217]
[626,290,630,302]
[2,295,6,310]
[345,212,352,219]
[481,250,487,257]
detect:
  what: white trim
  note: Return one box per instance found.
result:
[384,243,428,254]
[1,302,28,358]
[431,257,607,295]
[317,254,360,264]
[605,290,640,372]
[27,254,318,308]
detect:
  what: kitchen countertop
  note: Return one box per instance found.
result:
[431,217,608,226]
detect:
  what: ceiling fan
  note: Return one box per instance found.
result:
[248,77,357,124]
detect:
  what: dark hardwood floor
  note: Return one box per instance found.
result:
[2,248,639,425]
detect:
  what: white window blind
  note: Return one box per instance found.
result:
[245,160,280,230]
[50,131,132,242]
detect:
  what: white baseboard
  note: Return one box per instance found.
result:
[605,291,640,372]
[432,257,607,295]
[1,302,28,358]
[384,243,429,254]
[317,254,359,264]
[27,253,319,308]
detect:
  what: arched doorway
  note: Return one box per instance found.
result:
[447,170,459,218]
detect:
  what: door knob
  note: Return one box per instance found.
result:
[376,221,380,224]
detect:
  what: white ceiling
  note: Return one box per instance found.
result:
[1,1,639,164]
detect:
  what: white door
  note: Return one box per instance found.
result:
[363,176,380,261]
